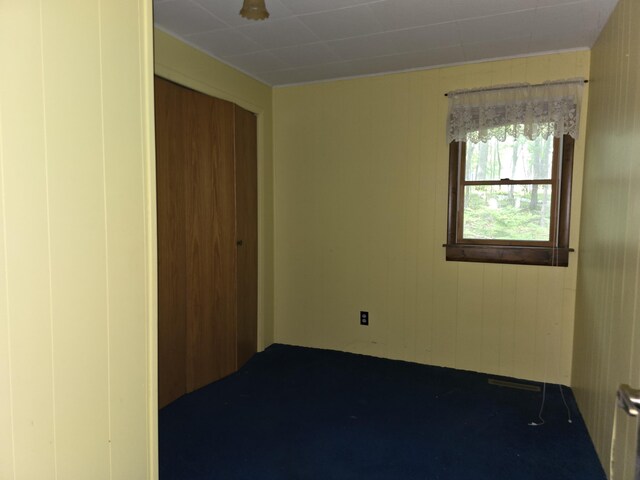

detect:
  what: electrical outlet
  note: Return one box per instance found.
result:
[360,311,369,326]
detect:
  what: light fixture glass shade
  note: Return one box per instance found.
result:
[240,0,270,20]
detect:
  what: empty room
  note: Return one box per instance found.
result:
[2,0,640,479]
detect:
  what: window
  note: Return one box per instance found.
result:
[445,131,575,266]
[444,79,584,266]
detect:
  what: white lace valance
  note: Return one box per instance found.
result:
[446,79,584,144]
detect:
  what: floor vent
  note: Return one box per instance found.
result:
[488,378,541,392]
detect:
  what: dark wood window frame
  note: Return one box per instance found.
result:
[445,135,575,267]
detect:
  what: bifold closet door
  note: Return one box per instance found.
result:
[234,105,258,368]
[183,86,237,393]
[155,76,237,407]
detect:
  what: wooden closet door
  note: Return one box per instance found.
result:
[234,105,258,368]
[155,76,188,408]
[184,88,237,393]
[155,76,238,405]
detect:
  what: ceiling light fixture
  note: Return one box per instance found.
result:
[239,0,270,21]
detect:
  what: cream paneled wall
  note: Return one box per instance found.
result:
[572,0,640,476]
[154,28,275,349]
[0,1,156,479]
[274,51,590,385]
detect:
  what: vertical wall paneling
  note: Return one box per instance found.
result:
[497,265,517,377]
[100,0,153,476]
[0,116,13,480]
[512,268,538,381]
[273,51,590,385]
[456,263,485,372]
[480,264,503,374]
[41,0,112,473]
[235,105,259,369]
[0,1,156,478]
[572,0,640,474]
[0,2,56,478]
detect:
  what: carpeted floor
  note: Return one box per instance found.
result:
[159,344,606,480]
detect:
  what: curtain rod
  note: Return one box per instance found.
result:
[444,79,588,97]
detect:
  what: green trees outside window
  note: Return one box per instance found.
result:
[445,127,575,266]
[462,133,554,242]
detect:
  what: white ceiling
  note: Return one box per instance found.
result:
[153,0,618,86]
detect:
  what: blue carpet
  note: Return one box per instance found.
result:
[159,344,605,480]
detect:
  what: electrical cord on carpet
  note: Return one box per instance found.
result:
[528,383,572,426]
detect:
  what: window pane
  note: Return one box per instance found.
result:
[465,134,554,181]
[463,184,552,241]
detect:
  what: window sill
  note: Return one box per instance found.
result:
[443,244,573,267]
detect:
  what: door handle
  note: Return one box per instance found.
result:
[236,240,243,246]
[617,384,640,417]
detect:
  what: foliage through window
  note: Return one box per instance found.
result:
[446,126,575,266]
[463,131,554,242]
